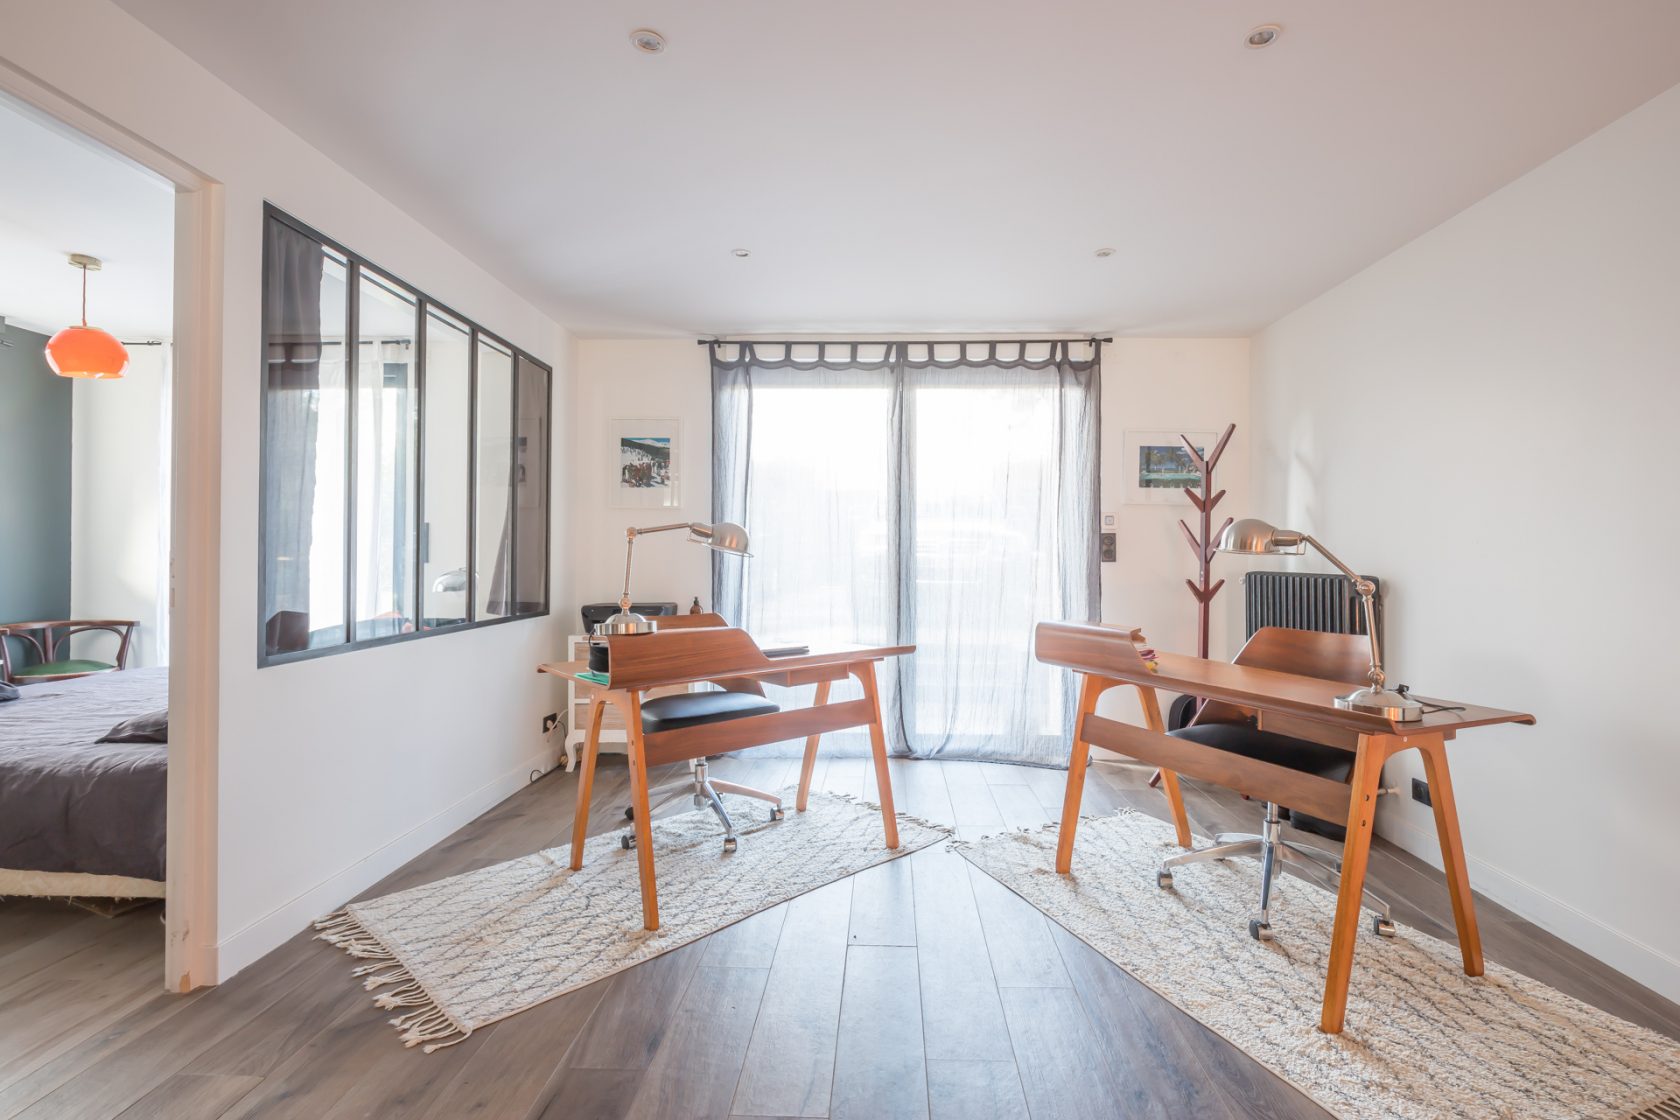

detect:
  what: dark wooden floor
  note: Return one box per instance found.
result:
[4,754,1678,1120]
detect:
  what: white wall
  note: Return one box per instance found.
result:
[71,343,170,668]
[570,340,714,626]
[569,337,1252,736]
[1097,339,1250,728]
[5,0,575,979]
[1250,83,1680,1001]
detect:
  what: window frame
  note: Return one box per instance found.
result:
[257,203,552,668]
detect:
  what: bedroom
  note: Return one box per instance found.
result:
[0,94,175,933]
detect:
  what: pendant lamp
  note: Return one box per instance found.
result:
[44,254,129,380]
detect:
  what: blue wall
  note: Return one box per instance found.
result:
[0,323,71,625]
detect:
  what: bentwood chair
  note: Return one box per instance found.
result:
[1155,626,1398,942]
[0,619,137,684]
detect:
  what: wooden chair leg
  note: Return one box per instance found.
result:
[1138,687,1192,849]
[853,662,900,849]
[1055,675,1105,874]
[1320,735,1388,1034]
[569,698,606,871]
[1420,739,1484,976]
[796,679,833,812]
[623,697,660,931]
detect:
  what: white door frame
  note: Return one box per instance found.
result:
[0,59,223,990]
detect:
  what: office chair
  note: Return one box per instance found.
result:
[612,614,786,853]
[1155,627,1397,943]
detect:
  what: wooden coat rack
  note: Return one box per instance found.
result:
[1178,422,1236,660]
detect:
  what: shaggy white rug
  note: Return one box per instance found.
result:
[957,810,1680,1120]
[317,790,949,1051]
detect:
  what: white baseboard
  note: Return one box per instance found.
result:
[213,745,561,981]
[1378,815,1680,1005]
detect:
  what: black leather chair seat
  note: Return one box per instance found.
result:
[640,691,781,734]
[1170,721,1354,840]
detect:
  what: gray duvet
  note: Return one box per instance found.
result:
[0,667,167,882]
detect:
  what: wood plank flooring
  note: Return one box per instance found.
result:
[3,755,1678,1120]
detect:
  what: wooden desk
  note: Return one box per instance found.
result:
[539,619,914,931]
[1035,620,1535,1034]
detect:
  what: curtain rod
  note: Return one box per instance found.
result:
[697,336,1112,347]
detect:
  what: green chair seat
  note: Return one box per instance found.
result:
[13,659,115,678]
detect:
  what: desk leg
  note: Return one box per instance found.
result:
[570,697,607,871]
[1320,734,1388,1034]
[796,679,833,813]
[623,694,660,931]
[853,662,900,850]
[1139,687,1193,850]
[1420,738,1484,977]
[1055,675,1105,874]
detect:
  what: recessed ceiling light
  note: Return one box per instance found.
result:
[732,248,751,258]
[1094,247,1116,258]
[629,28,666,54]
[1245,24,1280,48]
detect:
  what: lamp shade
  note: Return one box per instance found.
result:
[695,520,750,556]
[45,325,129,380]
[1216,517,1305,556]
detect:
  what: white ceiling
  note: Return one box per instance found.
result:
[0,96,174,342]
[111,0,1680,338]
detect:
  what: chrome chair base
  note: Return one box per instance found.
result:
[621,758,783,853]
[1155,802,1396,942]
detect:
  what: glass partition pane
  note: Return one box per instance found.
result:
[512,354,550,615]
[261,216,349,656]
[420,307,471,628]
[352,270,419,640]
[473,338,515,620]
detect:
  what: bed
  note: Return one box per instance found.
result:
[0,667,168,899]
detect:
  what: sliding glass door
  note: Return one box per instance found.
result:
[713,341,1099,764]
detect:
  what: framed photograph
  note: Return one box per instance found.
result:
[610,418,680,509]
[1122,429,1215,505]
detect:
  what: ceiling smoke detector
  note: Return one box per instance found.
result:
[731,248,751,258]
[1245,24,1280,48]
[1094,247,1116,258]
[629,28,666,54]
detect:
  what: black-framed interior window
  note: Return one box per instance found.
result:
[260,205,551,665]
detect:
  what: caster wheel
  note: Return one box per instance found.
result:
[769,807,785,822]
[722,837,738,854]
[624,806,635,820]
[1248,919,1274,942]
[1372,915,1397,939]
[620,834,635,850]
[1155,869,1174,889]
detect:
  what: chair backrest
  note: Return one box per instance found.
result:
[0,619,137,681]
[1196,626,1371,746]
[650,612,730,632]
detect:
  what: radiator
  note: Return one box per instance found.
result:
[1243,571,1381,640]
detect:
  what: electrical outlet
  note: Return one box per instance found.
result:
[542,713,560,736]
[1411,778,1431,807]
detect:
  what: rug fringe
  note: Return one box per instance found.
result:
[1629,1094,1680,1119]
[313,909,471,1054]
[947,806,1140,850]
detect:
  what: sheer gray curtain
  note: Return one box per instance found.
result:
[713,340,1099,765]
[261,218,327,652]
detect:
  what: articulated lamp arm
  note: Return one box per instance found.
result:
[1300,535,1383,690]
[619,523,697,611]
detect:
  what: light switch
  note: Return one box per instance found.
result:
[1102,512,1116,528]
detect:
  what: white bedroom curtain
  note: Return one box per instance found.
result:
[712,340,1100,765]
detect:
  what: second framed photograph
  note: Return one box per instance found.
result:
[610,418,680,509]
[1122,429,1215,505]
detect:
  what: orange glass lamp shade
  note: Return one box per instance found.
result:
[45,325,129,379]
[46,253,127,380]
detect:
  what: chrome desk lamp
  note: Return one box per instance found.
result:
[598,521,751,637]
[1216,518,1423,722]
